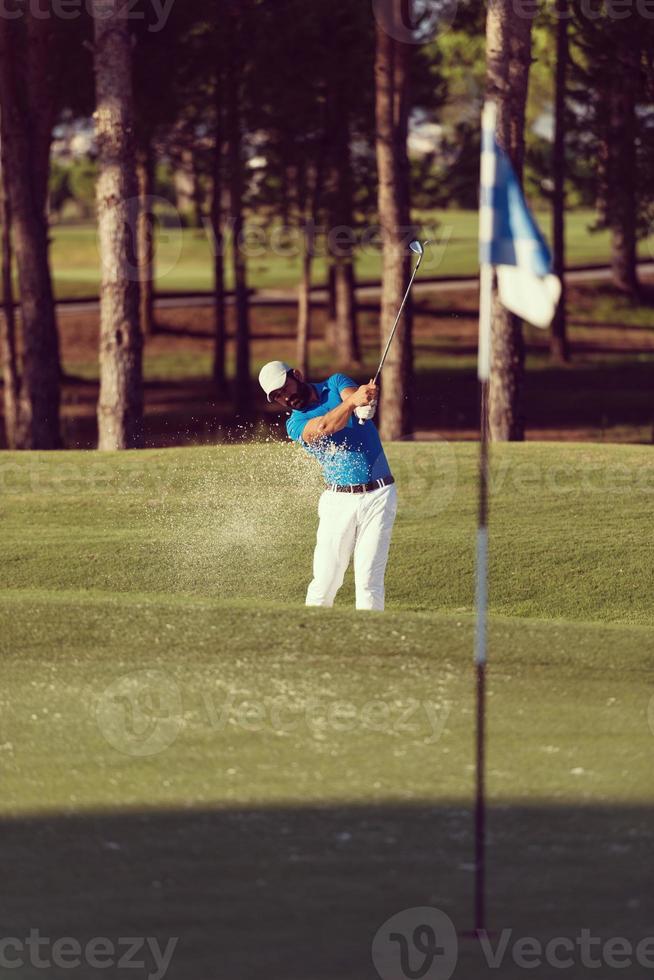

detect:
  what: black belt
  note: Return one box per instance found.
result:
[327,475,395,494]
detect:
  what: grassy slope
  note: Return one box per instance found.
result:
[45,209,654,299]
[1,441,653,807]
[2,442,652,621]
[1,443,653,974]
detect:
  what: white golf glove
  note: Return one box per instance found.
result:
[355,400,377,422]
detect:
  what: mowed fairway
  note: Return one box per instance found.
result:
[1,443,653,979]
[43,211,654,299]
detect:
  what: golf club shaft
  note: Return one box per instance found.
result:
[373,252,424,384]
[358,249,425,424]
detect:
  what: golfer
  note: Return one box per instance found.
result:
[259,360,397,611]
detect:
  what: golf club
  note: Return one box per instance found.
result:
[358,239,430,424]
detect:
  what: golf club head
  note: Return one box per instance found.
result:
[409,240,423,256]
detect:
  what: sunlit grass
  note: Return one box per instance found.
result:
[29,210,654,300]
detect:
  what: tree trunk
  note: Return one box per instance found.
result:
[0,114,19,448]
[26,13,57,218]
[375,2,413,441]
[92,0,143,450]
[25,8,62,381]
[295,152,324,380]
[296,228,312,379]
[485,0,534,441]
[192,155,205,230]
[279,153,290,226]
[225,26,250,414]
[325,261,337,349]
[330,102,360,369]
[174,149,195,217]
[551,0,569,363]
[137,140,156,337]
[0,16,61,449]
[333,260,359,368]
[607,38,640,296]
[212,73,226,389]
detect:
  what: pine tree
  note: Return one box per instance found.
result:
[91,0,143,449]
[375,0,414,440]
[484,0,534,441]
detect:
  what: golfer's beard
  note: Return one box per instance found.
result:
[290,383,312,410]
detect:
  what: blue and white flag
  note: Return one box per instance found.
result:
[479,101,561,330]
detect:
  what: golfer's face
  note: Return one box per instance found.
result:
[273,374,310,410]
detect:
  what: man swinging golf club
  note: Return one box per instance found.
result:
[259,240,427,613]
[260,363,396,611]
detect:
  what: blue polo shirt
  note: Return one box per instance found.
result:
[286,374,392,486]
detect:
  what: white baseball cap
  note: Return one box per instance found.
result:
[259,360,292,402]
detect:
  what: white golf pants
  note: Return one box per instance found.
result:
[306,483,398,612]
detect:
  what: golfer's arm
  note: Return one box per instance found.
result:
[302,395,356,444]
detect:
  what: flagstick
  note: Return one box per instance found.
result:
[472,97,560,935]
[474,264,492,936]
[474,100,497,937]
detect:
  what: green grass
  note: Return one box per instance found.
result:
[1,443,653,975]
[39,209,654,300]
[568,281,654,328]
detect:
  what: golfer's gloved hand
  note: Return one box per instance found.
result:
[355,400,377,422]
[351,380,379,408]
